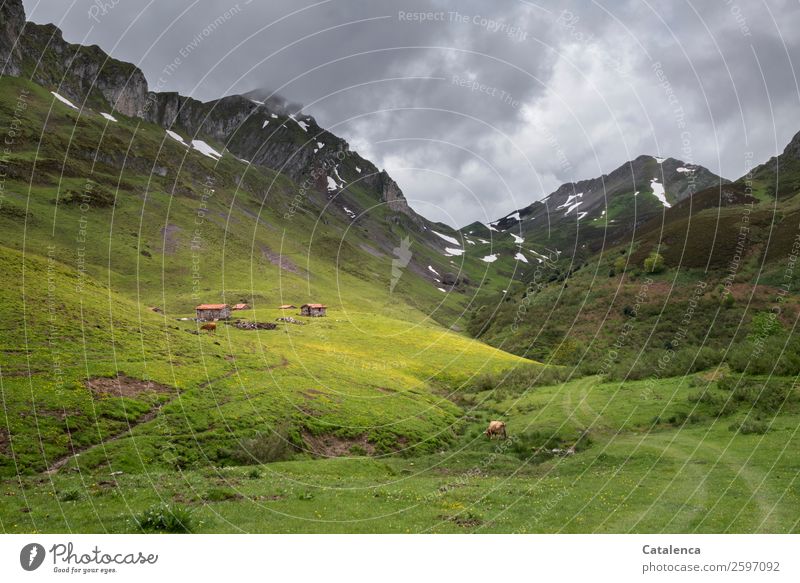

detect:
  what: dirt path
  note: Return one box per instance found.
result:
[44,369,239,474]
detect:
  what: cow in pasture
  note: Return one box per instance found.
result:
[200,322,217,332]
[485,420,507,440]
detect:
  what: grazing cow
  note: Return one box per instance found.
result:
[200,322,217,332]
[485,420,507,440]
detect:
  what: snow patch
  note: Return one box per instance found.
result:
[271,113,278,118]
[326,176,339,192]
[428,265,440,276]
[262,120,270,129]
[444,247,464,257]
[654,156,666,163]
[438,287,447,293]
[510,232,524,244]
[191,140,222,160]
[514,252,529,263]
[343,206,356,218]
[432,230,461,246]
[676,166,694,173]
[50,91,78,110]
[355,166,362,173]
[332,164,345,185]
[100,112,117,122]
[650,178,671,208]
[563,201,583,216]
[481,254,498,263]
[556,192,583,210]
[289,114,308,131]
[166,130,187,146]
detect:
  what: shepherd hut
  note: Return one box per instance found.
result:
[196,303,231,321]
[300,303,327,317]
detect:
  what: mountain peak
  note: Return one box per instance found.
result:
[783,129,800,159]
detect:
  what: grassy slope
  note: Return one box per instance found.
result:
[3,375,797,533]
[0,76,529,479]
[1,76,799,533]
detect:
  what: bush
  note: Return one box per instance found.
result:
[643,253,665,274]
[467,365,573,397]
[227,423,296,465]
[508,429,591,462]
[204,487,240,502]
[721,292,735,308]
[729,419,769,435]
[716,375,793,415]
[58,489,82,502]
[135,503,195,533]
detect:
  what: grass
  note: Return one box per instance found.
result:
[2,374,798,533]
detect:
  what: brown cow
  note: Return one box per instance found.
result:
[200,322,217,332]
[485,420,507,440]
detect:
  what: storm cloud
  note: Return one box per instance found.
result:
[23,0,800,227]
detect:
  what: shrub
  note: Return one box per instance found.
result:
[58,489,82,502]
[135,503,195,533]
[643,253,665,274]
[466,365,572,397]
[508,429,591,462]
[228,423,296,465]
[204,487,240,502]
[716,376,793,415]
[729,419,769,435]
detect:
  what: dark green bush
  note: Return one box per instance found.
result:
[58,489,82,502]
[205,487,240,502]
[227,423,296,465]
[135,503,195,533]
[729,419,769,435]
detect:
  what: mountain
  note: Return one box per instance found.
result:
[469,154,727,255]
[467,131,800,367]
[0,0,495,319]
[742,128,800,200]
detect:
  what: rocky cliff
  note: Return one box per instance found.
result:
[0,0,420,221]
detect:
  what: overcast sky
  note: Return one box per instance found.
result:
[23,0,800,227]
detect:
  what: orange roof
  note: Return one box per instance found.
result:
[302,303,327,308]
[196,304,229,310]
[232,303,250,309]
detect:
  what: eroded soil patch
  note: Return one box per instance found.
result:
[86,375,174,399]
[301,430,376,457]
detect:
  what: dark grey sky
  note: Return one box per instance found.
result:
[23,0,800,227]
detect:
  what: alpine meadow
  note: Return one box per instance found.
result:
[1,0,799,538]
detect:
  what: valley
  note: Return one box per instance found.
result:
[1,0,799,534]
